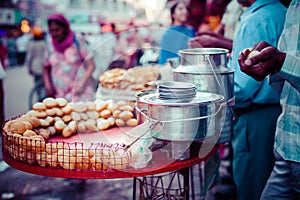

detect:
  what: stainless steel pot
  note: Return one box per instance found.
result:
[136,84,225,142]
[135,89,157,124]
[173,48,232,98]
[173,48,234,143]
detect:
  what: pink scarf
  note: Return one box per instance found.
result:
[47,13,74,53]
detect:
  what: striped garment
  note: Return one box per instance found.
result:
[269,0,300,163]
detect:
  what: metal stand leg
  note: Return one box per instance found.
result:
[133,177,136,200]
[180,167,190,200]
[200,161,205,200]
[190,166,195,200]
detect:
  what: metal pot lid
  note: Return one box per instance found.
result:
[158,89,196,96]
[157,81,196,90]
[179,48,229,55]
[173,65,234,74]
[158,87,196,94]
[135,89,157,97]
[139,92,224,106]
[158,92,196,98]
[158,94,197,100]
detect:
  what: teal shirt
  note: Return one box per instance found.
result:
[228,0,287,108]
[158,25,195,65]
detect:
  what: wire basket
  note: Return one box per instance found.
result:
[2,131,132,172]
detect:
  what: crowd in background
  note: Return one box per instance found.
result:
[0,0,230,67]
[0,0,232,110]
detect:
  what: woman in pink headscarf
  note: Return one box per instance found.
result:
[43,13,96,102]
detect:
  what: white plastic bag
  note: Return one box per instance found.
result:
[124,122,154,169]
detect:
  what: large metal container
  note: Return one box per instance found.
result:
[135,89,156,124]
[173,48,232,98]
[136,82,225,142]
[173,48,234,143]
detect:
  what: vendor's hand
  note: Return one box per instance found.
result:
[197,30,222,39]
[188,37,203,48]
[188,35,217,49]
[238,41,286,81]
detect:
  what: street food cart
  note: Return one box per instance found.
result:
[2,48,234,200]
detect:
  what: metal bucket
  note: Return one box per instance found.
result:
[135,89,157,124]
[136,82,225,142]
[173,48,234,143]
[173,48,232,98]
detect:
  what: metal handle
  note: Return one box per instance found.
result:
[135,102,226,124]
[122,120,160,150]
[226,96,236,117]
[205,54,228,101]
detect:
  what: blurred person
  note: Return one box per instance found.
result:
[84,32,105,79]
[109,32,130,69]
[126,28,144,49]
[216,0,244,40]
[109,28,142,69]
[15,33,30,66]
[158,0,196,65]
[125,28,144,67]
[7,36,16,67]
[189,0,245,189]
[189,0,244,52]
[237,1,300,199]
[189,28,233,51]
[0,39,7,126]
[205,0,230,31]
[197,20,212,33]
[148,24,164,47]
[43,13,96,102]
[43,13,95,187]
[0,39,8,67]
[25,28,47,102]
[227,0,288,199]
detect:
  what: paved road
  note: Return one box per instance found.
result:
[4,66,33,120]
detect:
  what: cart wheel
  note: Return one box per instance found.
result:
[28,80,46,109]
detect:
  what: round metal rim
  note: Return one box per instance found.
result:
[178,48,229,55]
[140,92,224,106]
[158,88,196,94]
[157,81,196,90]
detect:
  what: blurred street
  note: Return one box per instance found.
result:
[0,66,134,200]
[4,66,33,120]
